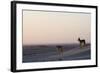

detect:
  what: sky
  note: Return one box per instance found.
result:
[23,10,91,45]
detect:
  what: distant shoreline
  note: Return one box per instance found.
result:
[23,43,90,47]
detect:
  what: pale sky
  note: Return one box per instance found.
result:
[23,10,91,45]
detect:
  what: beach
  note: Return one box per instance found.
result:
[23,44,91,63]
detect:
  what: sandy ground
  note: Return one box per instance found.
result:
[23,44,91,63]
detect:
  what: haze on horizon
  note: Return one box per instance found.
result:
[23,10,91,45]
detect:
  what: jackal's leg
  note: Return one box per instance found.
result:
[58,48,63,60]
[80,43,83,48]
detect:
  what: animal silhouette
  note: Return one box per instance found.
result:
[56,45,63,60]
[78,37,86,48]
